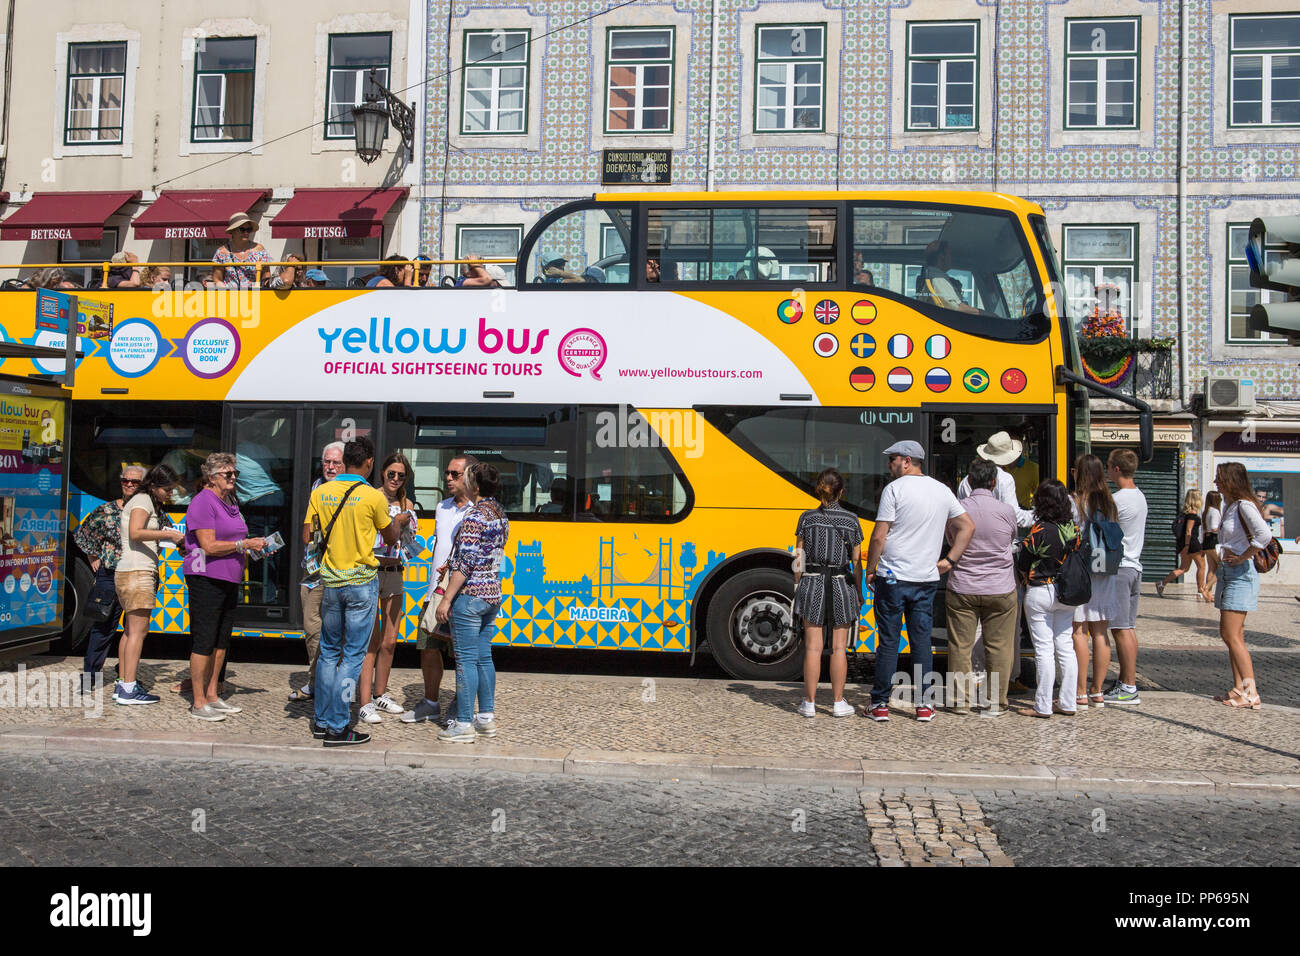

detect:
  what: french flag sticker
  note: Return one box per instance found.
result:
[887,367,913,392]
[888,334,913,358]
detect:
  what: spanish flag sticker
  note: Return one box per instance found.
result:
[849,366,875,392]
[851,300,877,324]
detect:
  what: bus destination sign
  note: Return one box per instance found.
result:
[601,149,672,186]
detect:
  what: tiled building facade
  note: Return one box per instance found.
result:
[419,0,1300,570]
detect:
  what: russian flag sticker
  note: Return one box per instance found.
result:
[925,368,951,392]
[887,367,913,392]
[813,332,839,357]
[888,334,913,358]
[925,334,951,359]
[849,366,875,392]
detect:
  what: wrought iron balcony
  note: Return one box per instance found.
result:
[1079,337,1174,401]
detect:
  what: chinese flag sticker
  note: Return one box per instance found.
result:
[1001,368,1027,394]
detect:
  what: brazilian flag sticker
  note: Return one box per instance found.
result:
[963,367,990,393]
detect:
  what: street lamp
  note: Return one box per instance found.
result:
[351,69,415,165]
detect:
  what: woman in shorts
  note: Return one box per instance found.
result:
[113,465,186,705]
[1157,490,1208,600]
[182,453,265,721]
[1201,490,1223,596]
[357,452,418,724]
[1211,463,1273,709]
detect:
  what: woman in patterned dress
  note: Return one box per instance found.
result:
[793,468,863,718]
[211,212,272,287]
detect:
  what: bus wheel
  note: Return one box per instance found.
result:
[704,568,801,681]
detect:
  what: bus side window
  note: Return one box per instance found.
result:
[578,408,689,521]
[522,206,633,286]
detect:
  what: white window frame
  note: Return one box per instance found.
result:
[325,33,391,140]
[65,42,126,145]
[1064,18,1139,129]
[754,24,826,132]
[905,21,978,132]
[461,29,529,135]
[1229,13,1300,127]
[191,36,256,143]
[1062,224,1138,335]
[456,224,523,285]
[605,28,674,134]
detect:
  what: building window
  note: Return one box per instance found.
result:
[1065,18,1138,128]
[1228,223,1287,342]
[605,28,673,133]
[461,30,529,134]
[906,21,978,131]
[192,37,256,142]
[325,33,391,139]
[65,42,126,144]
[321,235,382,288]
[1230,14,1300,126]
[185,238,226,285]
[754,24,825,132]
[58,229,119,286]
[1063,225,1137,334]
[456,224,522,285]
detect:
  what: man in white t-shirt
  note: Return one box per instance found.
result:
[1104,447,1148,705]
[865,441,975,722]
[401,454,476,724]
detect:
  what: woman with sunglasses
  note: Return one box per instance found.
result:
[357,452,419,724]
[73,465,147,692]
[181,453,266,721]
[212,212,272,288]
[114,464,187,705]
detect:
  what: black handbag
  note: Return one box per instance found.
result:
[83,571,118,623]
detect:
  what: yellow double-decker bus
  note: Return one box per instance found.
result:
[4,190,1149,680]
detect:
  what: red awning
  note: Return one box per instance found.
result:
[0,190,141,241]
[271,187,408,240]
[132,189,271,240]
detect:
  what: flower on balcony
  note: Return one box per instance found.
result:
[1079,283,1134,385]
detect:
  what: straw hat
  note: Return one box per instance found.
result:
[977,431,1023,466]
[226,211,257,233]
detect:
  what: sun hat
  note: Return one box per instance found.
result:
[882,440,926,461]
[977,431,1023,466]
[305,268,328,282]
[226,211,257,233]
[483,264,508,283]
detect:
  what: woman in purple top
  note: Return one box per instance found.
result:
[182,452,266,721]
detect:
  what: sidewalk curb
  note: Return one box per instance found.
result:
[4,724,1300,797]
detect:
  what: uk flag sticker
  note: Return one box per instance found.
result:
[925,368,952,392]
[888,334,913,358]
[887,367,913,392]
[925,334,951,359]
[850,333,876,358]
[814,299,840,324]
[813,332,839,357]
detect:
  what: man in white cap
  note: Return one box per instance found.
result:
[958,431,1036,528]
[864,440,975,723]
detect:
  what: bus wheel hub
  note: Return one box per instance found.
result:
[735,596,793,657]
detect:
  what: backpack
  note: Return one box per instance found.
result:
[1055,541,1093,607]
[1086,515,1124,576]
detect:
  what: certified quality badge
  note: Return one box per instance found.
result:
[557,328,607,380]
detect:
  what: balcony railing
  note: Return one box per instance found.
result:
[1079,337,1174,401]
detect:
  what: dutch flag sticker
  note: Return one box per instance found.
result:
[925,334,951,359]
[888,334,913,358]
[887,367,913,392]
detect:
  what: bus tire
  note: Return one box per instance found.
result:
[704,568,801,681]
[53,558,95,656]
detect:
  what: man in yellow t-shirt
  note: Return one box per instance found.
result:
[306,436,397,746]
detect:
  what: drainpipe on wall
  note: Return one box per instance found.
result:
[402,0,427,256]
[1177,0,1190,410]
[706,0,719,191]
[0,0,14,191]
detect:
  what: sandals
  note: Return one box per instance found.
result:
[1221,681,1262,710]
[1088,692,1105,708]
[1013,706,1051,719]
[1076,694,1089,708]
[1052,704,1077,716]
[288,688,313,701]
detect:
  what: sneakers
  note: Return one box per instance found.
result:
[113,682,160,705]
[473,716,498,738]
[373,692,404,715]
[311,722,329,739]
[208,696,242,714]
[1103,685,1141,705]
[831,699,855,718]
[324,728,371,747]
[189,703,226,721]
[1155,581,1167,597]
[797,700,816,718]
[400,699,441,723]
[438,720,476,743]
[866,703,890,722]
[915,705,935,723]
[358,701,382,724]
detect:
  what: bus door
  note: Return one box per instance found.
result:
[927,407,1057,511]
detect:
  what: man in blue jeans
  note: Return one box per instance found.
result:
[865,441,974,723]
[305,437,398,746]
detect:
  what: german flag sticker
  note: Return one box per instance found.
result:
[1001,368,1027,394]
[849,366,875,392]
[963,367,990,393]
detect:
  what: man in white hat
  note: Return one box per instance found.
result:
[958,431,1036,528]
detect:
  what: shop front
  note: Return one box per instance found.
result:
[1209,428,1299,582]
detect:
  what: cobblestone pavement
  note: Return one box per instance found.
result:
[978,790,1300,867]
[3,752,1297,867]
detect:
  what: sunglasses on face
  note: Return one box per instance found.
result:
[237,226,254,233]
[445,469,462,479]
[215,470,240,480]
[121,477,141,485]
[385,470,406,482]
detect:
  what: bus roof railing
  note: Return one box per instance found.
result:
[0,258,517,288]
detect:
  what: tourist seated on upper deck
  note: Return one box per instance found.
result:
[30,267,78,290]
[303,268,329,289]
[212,212,272,287]
[538,250,584,283]
[366,256,414,288]
[99,252,142,289]
[459,260,507,288]
[265,253,304,290]
[141,265,172,290]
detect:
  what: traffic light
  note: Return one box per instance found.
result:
[1246,216,1300,343]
